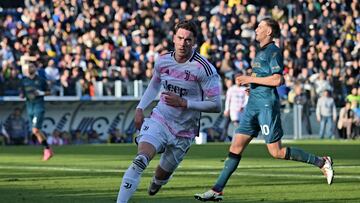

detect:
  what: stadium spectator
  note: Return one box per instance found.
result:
[337,101,356,139]
[346,87,360,109]
[47,129,64,146]
[294,82,313,135]
[87,129,102,144]
[72,129,88,145]
[44,59,60,95]
[0,0,359,145]
[109,128,127,144]
[313,71,333,97]
[316,90,337,139]
[3,108,29,145]
[1,0,357,100]
[3,67,21,96]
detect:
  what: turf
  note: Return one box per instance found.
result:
[0,140,360,203]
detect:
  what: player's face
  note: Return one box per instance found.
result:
[28,64,36,75]
[173,28,195,60]
[255,21,271,43]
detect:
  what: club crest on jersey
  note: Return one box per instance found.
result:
[184,70,190,81]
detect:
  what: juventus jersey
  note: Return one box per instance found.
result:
[149,51,221,138]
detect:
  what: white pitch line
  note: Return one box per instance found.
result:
[0,165,360,180]
[181,165,360,169]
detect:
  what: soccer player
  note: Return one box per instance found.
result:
[223,72,249,141]
[116,20,222,203]
[194,18,334,202]
[20,63,53,161]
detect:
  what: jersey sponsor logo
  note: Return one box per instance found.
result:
[163,80,188,97]
[272,65,280,71]
[251,62,261,68]
[143,125,149,131]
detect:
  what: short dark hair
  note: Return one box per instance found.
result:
[174,20,198,38]
[261,18,280,38]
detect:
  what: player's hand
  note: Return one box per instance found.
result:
[35,90,45,96]
[134,108,145,130]
[245,86,250,95]
[162,91,187,108]
[236,75,252,85]
[224,110,230,117]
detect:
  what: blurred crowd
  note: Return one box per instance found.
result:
[0,0,359,142]
[0,0,359,100]
[0,107,133,146]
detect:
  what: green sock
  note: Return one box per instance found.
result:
[212,152,241,192]
[285,147,325,168]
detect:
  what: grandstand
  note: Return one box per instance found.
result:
[0,0,359,143]
[0,0,360,203]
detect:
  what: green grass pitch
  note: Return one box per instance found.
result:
[1,140,360,203]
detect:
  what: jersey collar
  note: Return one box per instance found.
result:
[172,49,196,64]
[260,41,274,50]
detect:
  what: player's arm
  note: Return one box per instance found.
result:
[162,88,222,113]
[35,78,51,96]
[187,91,221,113]
[237,73,283,87]
[237,49,284,87]
[187,64,222,113]
[135,69,162,130]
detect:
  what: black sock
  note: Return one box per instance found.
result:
[41,140,50,149]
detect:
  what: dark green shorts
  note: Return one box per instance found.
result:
[26,102,45,129]
[28,111,44,129]
[235,102,283,143]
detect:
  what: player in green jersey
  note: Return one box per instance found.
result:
[194,18,334,202]
[21,63,53,161]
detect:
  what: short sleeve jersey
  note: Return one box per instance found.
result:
[249,42,283,104]
[21,75,47,110]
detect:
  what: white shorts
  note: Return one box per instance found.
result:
[136,118,193,173]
